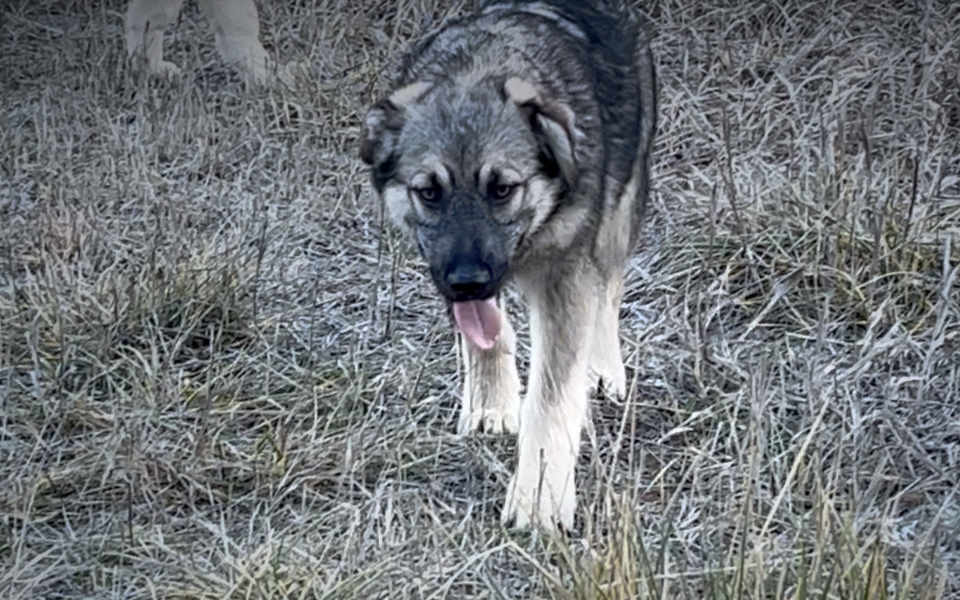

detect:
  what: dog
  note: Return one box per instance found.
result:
[124,0,302,83]
[359,0,657,533]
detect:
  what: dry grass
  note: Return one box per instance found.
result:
[1,0,958,598]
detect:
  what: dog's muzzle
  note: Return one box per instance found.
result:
[437,260,505,351]
[444,262,497,302]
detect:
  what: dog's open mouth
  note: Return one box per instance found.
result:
[452,298,501,350]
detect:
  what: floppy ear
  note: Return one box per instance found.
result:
[359,82,426,180]
[359,100,398,166]
[503,77,578,184]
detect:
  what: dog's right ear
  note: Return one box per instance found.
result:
[359,82,426,166]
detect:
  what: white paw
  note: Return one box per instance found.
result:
[458,403,520,435]
[150,60,182,77]
[589,359,627,397]
[457,371,520,435]
[501,426,577,533]
[589,310,627,397]
[278,60,310,87]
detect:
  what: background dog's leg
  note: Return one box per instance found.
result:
[503,274,596,532]
[197,0,271,82]
[125,0,185,76]
[588,271,627,397]
[458,301,521,435]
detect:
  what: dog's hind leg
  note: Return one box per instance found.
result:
[458,302,521,435]
[503,271,597,533]
[125,0,185,76]
[197,0,271,82]
[588,271,627,397]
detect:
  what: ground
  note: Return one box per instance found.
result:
[1,0,959,598]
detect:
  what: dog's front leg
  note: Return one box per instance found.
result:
[589,271,627,397]
[502,273,595,533]
[125,0,186,76]
[458,301,521,435]
[197,0,271,82]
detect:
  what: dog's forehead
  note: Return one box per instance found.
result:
[399,83,537,174]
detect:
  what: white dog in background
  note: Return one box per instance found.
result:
[124,0,302,83]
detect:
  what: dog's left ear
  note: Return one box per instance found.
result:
[359,82,426,168]
[503,77,578,184]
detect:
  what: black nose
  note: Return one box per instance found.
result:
[445,263,493,300]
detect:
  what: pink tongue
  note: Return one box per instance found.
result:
[452,298,502,350]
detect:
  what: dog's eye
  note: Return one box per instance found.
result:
[415,187,441,205]
[490,183,517,202]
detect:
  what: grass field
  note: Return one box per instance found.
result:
[1,0,959,598]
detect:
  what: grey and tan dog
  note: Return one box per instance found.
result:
[360,0,657,533]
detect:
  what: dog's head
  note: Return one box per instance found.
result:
[360,77,577,310]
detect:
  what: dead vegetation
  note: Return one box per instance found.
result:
[1,0,958,598]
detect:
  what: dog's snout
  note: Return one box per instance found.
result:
[445,263,494,300]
